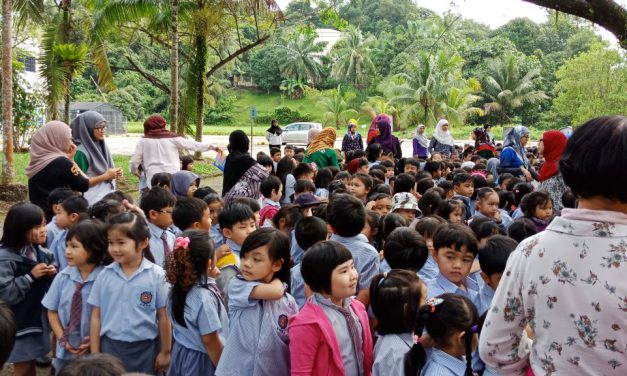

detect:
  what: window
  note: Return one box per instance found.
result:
[18,56,36,72]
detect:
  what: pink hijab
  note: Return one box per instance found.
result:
[26,121,72,179]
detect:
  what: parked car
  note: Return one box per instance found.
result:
[281,122,322,145]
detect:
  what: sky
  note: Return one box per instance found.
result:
[275,0,626,44]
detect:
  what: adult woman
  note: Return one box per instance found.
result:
[341,119,364,158]
[130,114,220,187]
[265,119,283,151]
[537,130,568,213]
[412,124,429,159]
[222,130,269,204]
[472,127,496,159]
[26,121,118,220]
[307,128,321,146]
[370,114,398,157]
[500,125,536,181]
[479,115,627,375]
[303,127,340,169]
[70,111,121,204]
[428,119,455,159]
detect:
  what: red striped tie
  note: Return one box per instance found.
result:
[60,282,85,347]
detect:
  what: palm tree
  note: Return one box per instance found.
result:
[318,85,359,129]
[54,43,89,124]
[482,53,549,124]
[278,33,325,85]
[330,26,375,88]
[170,0,180,133]
[360,96,400,131]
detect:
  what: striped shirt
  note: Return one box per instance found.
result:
[422,348,470,376]
[373,332,413,376]
[330,234,380,291]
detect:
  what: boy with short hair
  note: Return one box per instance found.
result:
[403,158,421,176]
[270,147,282,170]
[477,235,518,315]
[424,161,443,182]
[379,159,395,185]
[140,186,177,267]
[290,217,328,308]
[172,197,212,233]
[327,193,380,305]
[217,203,257,261]
[284,144,295,159]
[452,172,474,221]
[393,173,417,197]
[259,175,283,227]
[45,188,77,248]
[426,223,480,307]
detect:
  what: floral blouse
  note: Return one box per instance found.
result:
[479,209,627,375]
[537,173,567,213]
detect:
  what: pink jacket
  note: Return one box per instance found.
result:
[288,298,373,376]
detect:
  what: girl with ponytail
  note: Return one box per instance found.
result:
[404,293,479,376]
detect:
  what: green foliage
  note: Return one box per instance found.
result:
[280,78,307,99]
[248,45,283,92]
[271,106,313,123]
[552,43,627,126]
[339,0,433,35]
[317,85,359,129]
[277,32,325,84]
[329,26,375,88]
[205,95,237,124]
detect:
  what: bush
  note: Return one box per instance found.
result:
[255,106,313,124]
[205,95,237,124]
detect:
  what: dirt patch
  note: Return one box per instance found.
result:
[0,184,28,202]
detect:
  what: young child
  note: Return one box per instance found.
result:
[368,193,393,217]
[257,154,275,175]
[88,212,171,374]
[140,186,177,268]
[293,179,316,201]
[216,228,297,376]
[314,167,333,198]
[165,230,228,376]
[328,194,380,306]
[291,217,328,308]
[218,203,257,263]
[203,194,225,247]
[371,270,426,376]
[476,235,518,315]
[272,205,304,238]
[46,188,77,247]
[473,187,513,231]
[426,224,480,306]
[171,170,200,199]
[507,217,537,243]
[381,227,429,274]
[0,203,57,376]
[173,197,212,233]
[404,158,421,176]
[88,199,125,223]
[43,220,108,373]
[181,155,194,172]
[270,147,282,171]
[391,192,421,224]
[151,172,173,191]
[438,199,466,224]
[259,175,283,227]
[50,196,89,270]
[362,210,381,249]
[405,293,479,376]
[452,173,474,221]
[415,215,446,281]
[349,173,373,203]
[289,241,373,375]
[523,190,554,232]
[284,144,295,159]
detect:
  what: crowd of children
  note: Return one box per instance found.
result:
[0,116,620,376]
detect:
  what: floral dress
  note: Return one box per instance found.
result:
[479,209,627,375]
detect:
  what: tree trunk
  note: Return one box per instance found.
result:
[2,0,14,184]
[170,0,180,135]
[194,35,208,160]
[64,76,72,125]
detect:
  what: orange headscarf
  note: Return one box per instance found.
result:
[306,127,337,156]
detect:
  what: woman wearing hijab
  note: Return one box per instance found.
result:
[303,127,340,169]
[265,119,283,152]
[307,128,321,146]
[412,124,429,159]
[472,127,496,159]
[537,130,568,213]
[70,111,122,204]
[428,119,456,159]
[500,125,537,181]
[341,119,364,158]
[27,121,118,219]
[222,130,269,204]
[130,114,221,187]
[370,114,398,157]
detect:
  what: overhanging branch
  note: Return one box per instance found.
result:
[125,55,171,94]
[205,34,270,78]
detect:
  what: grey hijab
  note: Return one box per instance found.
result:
[172,170,200,198]
[70,111,114,176]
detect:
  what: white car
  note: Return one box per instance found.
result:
[281,122,322,145]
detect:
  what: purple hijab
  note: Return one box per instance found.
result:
[371,115,396,155]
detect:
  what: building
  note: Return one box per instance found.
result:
[67,102,127,135]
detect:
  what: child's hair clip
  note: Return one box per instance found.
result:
[471,324,479,333]
[175,236,190,250]
[426,297,444,313]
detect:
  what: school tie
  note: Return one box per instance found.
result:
[161,231,171,259]
[338,306,364,374]
[61,282,85,346]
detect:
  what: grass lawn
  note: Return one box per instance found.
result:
[6,153,220,191]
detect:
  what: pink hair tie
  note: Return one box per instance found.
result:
[175,237,190,250]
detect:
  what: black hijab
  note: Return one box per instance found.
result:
[222,130,257,196]
[266,119,282,135]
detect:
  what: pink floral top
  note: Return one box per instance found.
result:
[479,209,627,375]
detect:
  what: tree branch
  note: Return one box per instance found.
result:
[125,55,171,94]
[522,0,627,48]
[205,34,270,78]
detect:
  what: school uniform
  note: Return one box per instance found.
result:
[147,221,175,268]
[290,263,306,308]
[452,194,472,222]
[315,188,329,198]
[215,276,298,376]
[472,210,513,231]
[379,259,391,273]
[46,217,63,249]
[42,265,103,373]
[0,245,55,363]
[373,332,413,376]
[87,258,169,373]
[330,234,380,292]
[281,174,296,204]
[49,229,68,270]
[418,255,439,282]
[168,280,229,376]
[422,348,470,376]
[290,230,305,265]
[477,284,495,316]
[210,224,224,247]
[215,239,242,305]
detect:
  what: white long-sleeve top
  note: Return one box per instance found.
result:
[266,131,283,146]
[130,137,212,187]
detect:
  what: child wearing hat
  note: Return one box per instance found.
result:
[391,192,421,224]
